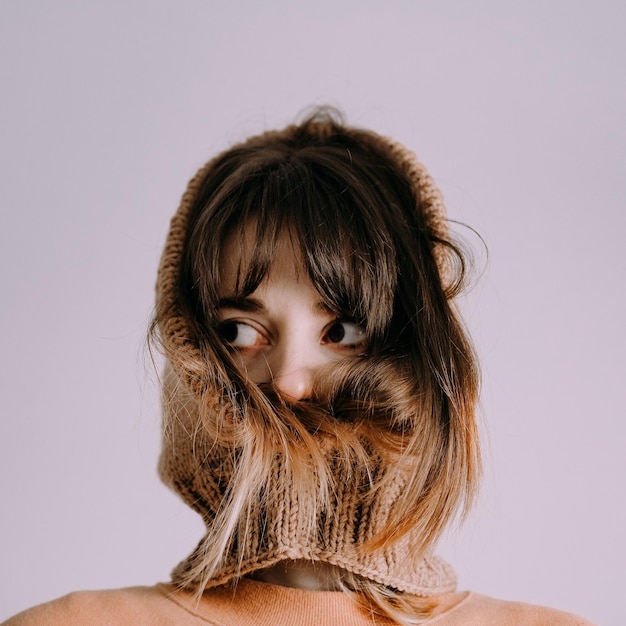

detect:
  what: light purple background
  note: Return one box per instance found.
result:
[1,2,624,623]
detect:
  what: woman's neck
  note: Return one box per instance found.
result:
[247,559,343,591]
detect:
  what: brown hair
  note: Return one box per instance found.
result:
[153,108,480,624]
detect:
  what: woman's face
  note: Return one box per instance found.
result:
[216,231,367,401]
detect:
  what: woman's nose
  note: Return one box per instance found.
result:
[272,362,314,401]
[274,370,313,402]
[270,346,318,401]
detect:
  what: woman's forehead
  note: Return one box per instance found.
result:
[217,223,306,296]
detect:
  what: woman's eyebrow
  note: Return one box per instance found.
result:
[217,296,265,313]
[313,300,334,315]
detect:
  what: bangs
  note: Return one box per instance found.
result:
[203,155,399,338]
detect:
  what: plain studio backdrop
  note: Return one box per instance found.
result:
[1,2,623,624]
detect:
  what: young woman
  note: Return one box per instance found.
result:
[3,110,593,625]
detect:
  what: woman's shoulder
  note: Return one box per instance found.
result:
[432,591,595,625]
[3,585,596,626]
[1,584,185,626]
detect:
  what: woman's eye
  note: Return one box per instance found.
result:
[217,321,266,348]
[324,321,367,348]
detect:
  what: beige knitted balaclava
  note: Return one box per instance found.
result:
[156,116,458,597]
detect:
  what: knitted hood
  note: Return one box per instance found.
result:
[155,117,459,596]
